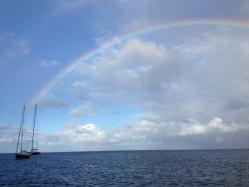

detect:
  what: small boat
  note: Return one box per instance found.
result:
[16,151,31,159]
[31,104,40,155]
[16,105,31,159]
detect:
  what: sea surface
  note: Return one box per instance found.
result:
[0,150,249,186]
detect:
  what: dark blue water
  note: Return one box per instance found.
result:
[0,150,249,186]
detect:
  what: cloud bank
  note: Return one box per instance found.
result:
[2,25,249,152]
[27,26,249,152]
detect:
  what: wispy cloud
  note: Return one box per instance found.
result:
[55,0,95,12]
[70,102,97,117]
[6,40,31,58]
[37,97,67,108]
[0,32,15,41]
[0,125,17,145]
[40,59,60,68]
[0,32,31,59]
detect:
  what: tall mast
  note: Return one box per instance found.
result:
[31,104,37,151]
[20,105,25,152]
[16,105,25,153]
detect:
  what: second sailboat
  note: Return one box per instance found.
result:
[31,104,40,155]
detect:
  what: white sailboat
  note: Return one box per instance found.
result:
[31,104,40,155]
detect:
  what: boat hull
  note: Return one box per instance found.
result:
[16,153,31,159]
[31,151,41,155]
[31,148,40,155]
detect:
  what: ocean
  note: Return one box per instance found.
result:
[0,150,249,186]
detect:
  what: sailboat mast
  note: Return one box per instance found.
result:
[21,105,25,152]
[16,105,25,153]
[31,104,37,150]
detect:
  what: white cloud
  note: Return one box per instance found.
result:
[35,117,248,151]
[179,122,207,135]
[1,115,248,152]
[117,39,168,64]
[62,123,108,143]
[74,38,181,101]
[179,118,241,136]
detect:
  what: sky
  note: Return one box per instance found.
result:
[1,0,249,153]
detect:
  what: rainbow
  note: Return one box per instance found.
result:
[30,19,249,104]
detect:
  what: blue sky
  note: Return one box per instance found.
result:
[1,0,249,152]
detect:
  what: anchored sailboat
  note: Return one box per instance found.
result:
[16,105,31,159]
[31,104,40,155]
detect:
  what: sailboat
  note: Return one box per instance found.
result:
[31,104,40,155]
[16,105,31,159]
